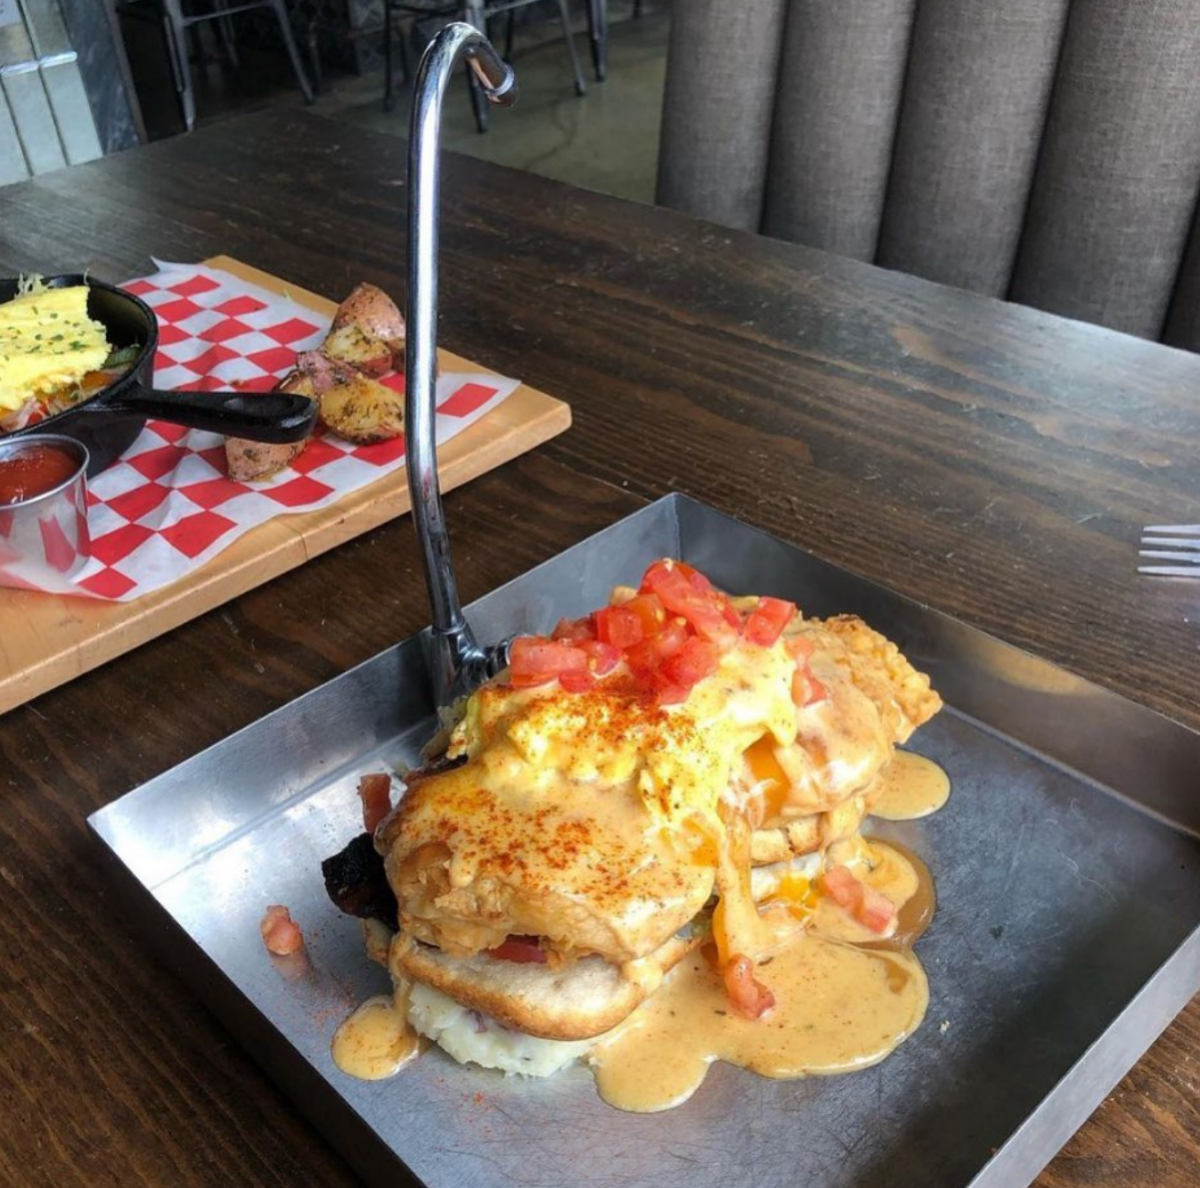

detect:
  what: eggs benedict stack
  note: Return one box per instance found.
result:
[324,559,941,1079]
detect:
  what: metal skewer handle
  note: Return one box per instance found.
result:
[406,23,517,707]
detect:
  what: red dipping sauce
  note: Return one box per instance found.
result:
[0,443,81,505]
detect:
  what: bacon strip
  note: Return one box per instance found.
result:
[358,772,393,833]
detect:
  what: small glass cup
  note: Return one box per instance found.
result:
[0,434,91,590]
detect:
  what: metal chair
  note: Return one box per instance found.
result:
[150,0,315,132]
[383,0,587,131]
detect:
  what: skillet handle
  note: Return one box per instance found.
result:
[100,382,317,443]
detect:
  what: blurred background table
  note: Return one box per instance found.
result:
[0,107,1198,1187]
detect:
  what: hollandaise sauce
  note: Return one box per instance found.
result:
[870,751,951,820]
[331,993,420,1080]
[589,839,932,1113]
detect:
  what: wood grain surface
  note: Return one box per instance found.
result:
[0,255,569,715]
[1,108,1198,1188]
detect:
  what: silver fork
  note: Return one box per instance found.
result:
[1138,525,1200,576]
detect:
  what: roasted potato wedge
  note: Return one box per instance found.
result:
[319,374,405,444]
[321,323,393,377]
[332,283,406,348]
[224,370,314,480]
[294,350,358,394]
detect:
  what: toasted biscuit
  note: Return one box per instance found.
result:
[750,782,883,864]
[391,932,698,1042]
[800,614,942,743]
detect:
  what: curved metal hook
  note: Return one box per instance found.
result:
[406,23,517,707]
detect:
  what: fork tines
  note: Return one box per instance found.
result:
[1138,525,1200,576]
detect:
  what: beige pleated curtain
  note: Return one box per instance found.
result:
[656,0,1200,350]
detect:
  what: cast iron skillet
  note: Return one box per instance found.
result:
[1,275,317,476]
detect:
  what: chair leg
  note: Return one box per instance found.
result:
[462,0,489,132]
[586,0,606,81]
[555,0,586,96]
[504,8,515,61]
[212,0,240,70]
[306,20,323,93]
[267,0,315,105]
[400,24,412,85]
[383,0,396,111]
[161,0,196,132]
[465,59,488,132]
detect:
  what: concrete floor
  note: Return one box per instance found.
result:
[126,3,670,206]
[318,4,669,203]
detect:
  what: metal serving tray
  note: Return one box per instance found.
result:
[89,495,1200,1188]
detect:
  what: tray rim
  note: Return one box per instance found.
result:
[88,492,1200,1188]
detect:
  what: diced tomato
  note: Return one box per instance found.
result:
[661,636,720,688]
[787,637,827,705]
[624,593,667,637]
[640,561,739,648]
[820,866,896,934]
[673,561,713,592]
[626,618,690,676]
[551,616,593,643]
[674,597,738,651]
[559,669,597,694]
[858,884,898,933]
[579,639,621,674]
[744,597,796,647]
[511,671,555,689]
[592,605,644,648]
[650,676,691,706]
[785,635,815,660]
[260,905,305,956]
[722,954,776,1019]
[625,641,658,680]
[821,865,861,909]
[487,935,548,964]
[509,636,589,687]
[357,772,393,833]
[638,559,678,595]
[652,617,689,657]
[792,664,828,707]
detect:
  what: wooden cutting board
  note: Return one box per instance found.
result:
[0,256,571,716]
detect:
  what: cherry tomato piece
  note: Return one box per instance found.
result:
[661,636,721,688]
[722,954,776,1019]
[624,593,667,637]
[551,616,594,643]
[592,605,644,648]
[509,637,589,687]
[744,597,797,647]
[579,639,621,674]
[487,936,548,964]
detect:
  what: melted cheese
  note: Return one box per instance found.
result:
[381,641,799,964]
[0,286,109,412]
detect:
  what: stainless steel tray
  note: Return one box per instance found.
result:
[89,495,1200,1188]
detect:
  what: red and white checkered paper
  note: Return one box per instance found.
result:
[8,261,519,601]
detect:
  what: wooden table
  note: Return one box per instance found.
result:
[1,108,1198,1187]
